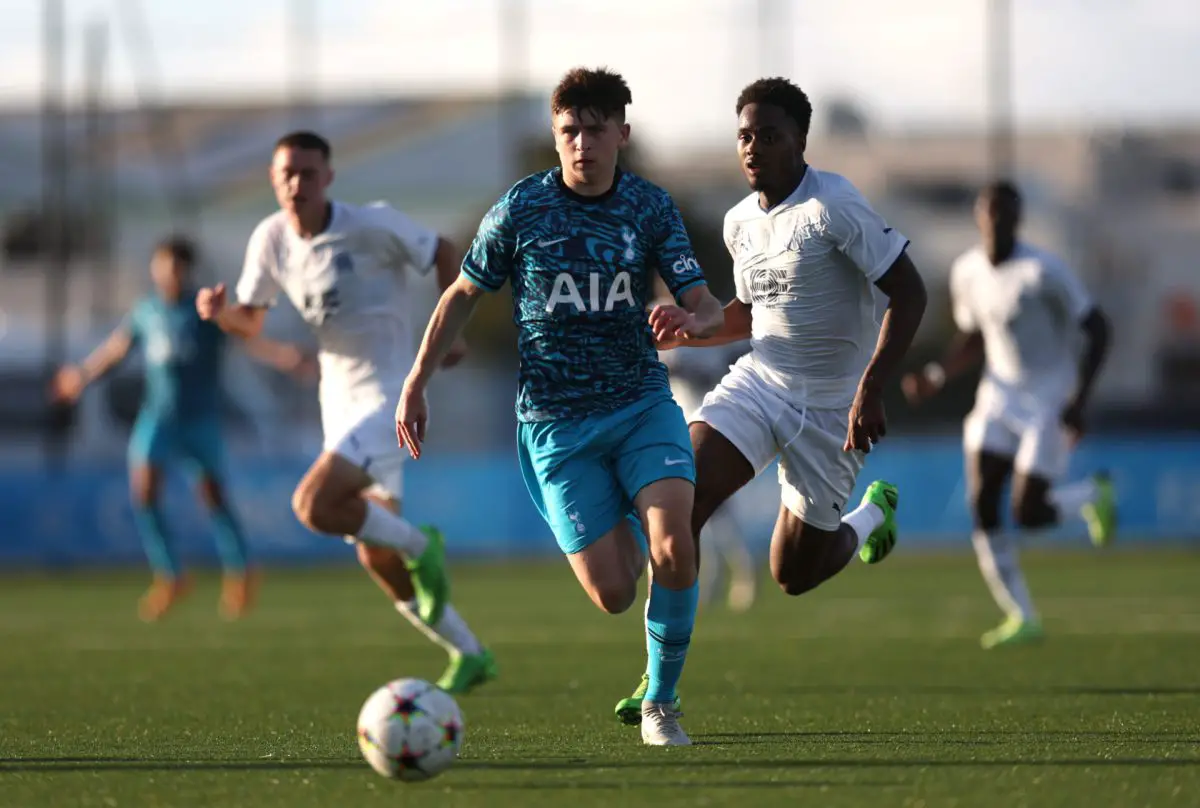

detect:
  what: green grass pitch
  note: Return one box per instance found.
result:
[1,549,1198,807]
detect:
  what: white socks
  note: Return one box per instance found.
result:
[358,501,428,557]
[697,504,754,605]
[395,601,483,657]
[1050,479,1098,517]
[842,501,885,551]
[707,504,752,572]
[972,529,1037,621]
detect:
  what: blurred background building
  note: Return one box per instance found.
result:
[1,0,1198,565]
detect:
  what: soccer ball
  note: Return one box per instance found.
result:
[356,678,464,781]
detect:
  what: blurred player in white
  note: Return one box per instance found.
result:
[654,293,756,611]
[903,180,1116,649]
[647,78,927,613]
[196,131,496,693]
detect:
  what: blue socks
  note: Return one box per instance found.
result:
[134,502,180,578]
[135,498,248,577]
[644,579,698,704]
[209,503,249,573]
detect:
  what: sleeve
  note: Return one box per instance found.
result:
[949,258,978,333]
[651,192,707,301]
[365,202,439,276]
[1042,255,1094,321]
[724,216,752,305]
[824,185,910,283]
[235,220,282,307]
[460,195,516,293]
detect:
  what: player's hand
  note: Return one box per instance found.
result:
[49,365,85,404]
[440,337,468,368]
[901,371,938,406]
[845,382,887,453]
[1061,400,1086,448]
[396,380,429,460]
[196,283,227,321]
[649,304,709,344]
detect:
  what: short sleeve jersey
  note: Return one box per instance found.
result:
[461,168,707,422]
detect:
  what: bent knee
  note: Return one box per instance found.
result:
[590,579,637,615]
[1011,500,1056,531]
[291,481,336,532]
[772,567,818,597]
[650,530,697,584]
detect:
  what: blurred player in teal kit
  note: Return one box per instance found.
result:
[396,68,724,746]
[52,236,306,622]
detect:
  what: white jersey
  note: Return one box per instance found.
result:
[950,241,1092,408]
[724,167,909,409]
[236,200,438,429]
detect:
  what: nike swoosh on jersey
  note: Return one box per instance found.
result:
[537,236,569,247]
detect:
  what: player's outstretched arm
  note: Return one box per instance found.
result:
[432,237,470,368]
[655,298,751,350]
[49,326,133,403]
[196,283,267,340]
[680,285,725,336]
[902,330,984,405]
[242,337,318,382]
[1062,307,1112,437]
[862,252,928,392]
[410,275,486,387]
[397,275,487,459]
[846,252,928,452]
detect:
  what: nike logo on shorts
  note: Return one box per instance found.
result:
[664,458,690,466]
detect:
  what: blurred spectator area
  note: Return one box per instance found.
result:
[3,98,1199,458]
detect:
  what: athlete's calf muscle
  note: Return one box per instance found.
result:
[566,520,644,614]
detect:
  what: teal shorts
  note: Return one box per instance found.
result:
[128,411,225,478]
[517,393,695,555]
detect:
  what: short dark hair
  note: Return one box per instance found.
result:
[551,67,632,122]
[274,130,331,160]
[982,179,1022,205]
[154,234,196,269]
[736,78,813,138]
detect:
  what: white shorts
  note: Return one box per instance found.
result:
[324,407,405,502]
[963,407,1069,480]
[963,379,1070,479]
[694,363,864,531]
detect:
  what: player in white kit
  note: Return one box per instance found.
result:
[196,131,496,692]
[903,180,1116,649]
[656,78,928,599]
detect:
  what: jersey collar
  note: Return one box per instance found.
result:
[555,166,623,205]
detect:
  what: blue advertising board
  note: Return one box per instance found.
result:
[1,437,1197,569]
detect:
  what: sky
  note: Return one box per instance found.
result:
[0,0,1197,154]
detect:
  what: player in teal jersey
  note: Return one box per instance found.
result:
[396,68,725,746]
[52,236,306,621]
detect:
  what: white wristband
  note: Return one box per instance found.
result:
[924,362,946,389]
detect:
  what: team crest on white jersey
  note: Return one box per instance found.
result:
[730,225,754,258]
[747,265,795,305]
[785,225,805,253]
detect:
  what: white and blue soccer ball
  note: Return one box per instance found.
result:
[356,678,464,781]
